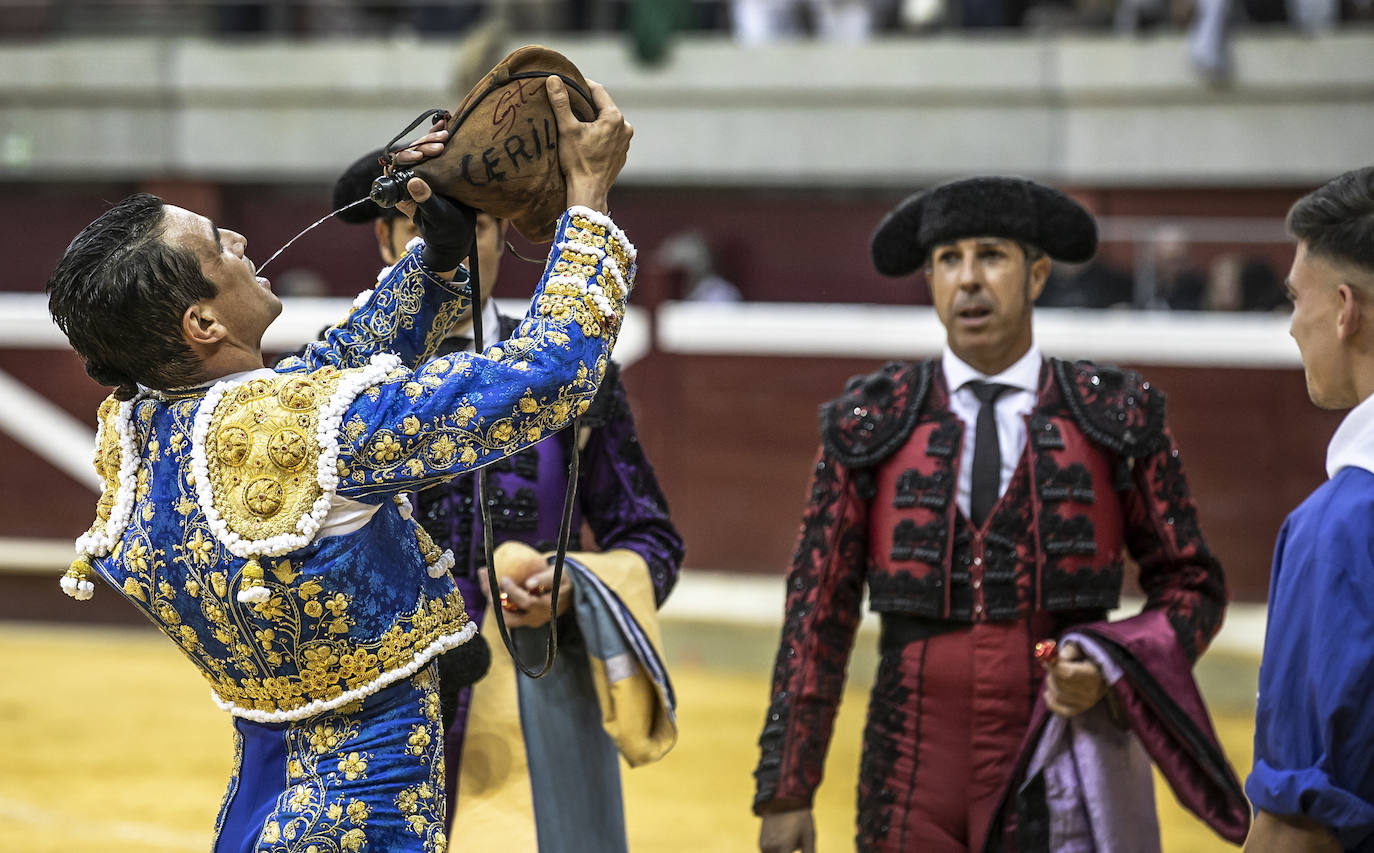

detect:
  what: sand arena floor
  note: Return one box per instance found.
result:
[0,619,1255,852]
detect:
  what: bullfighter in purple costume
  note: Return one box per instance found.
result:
[332,152,683,851]
[754,177,1244,853]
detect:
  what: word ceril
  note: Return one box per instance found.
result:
[456,116,557,188]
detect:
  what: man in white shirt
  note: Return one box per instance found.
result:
[754,176,1231,853]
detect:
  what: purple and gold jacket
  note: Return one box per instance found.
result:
[754,357,1227,813]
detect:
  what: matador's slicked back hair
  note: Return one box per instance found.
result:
[47,193,217,399]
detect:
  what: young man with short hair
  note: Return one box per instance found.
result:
[1247,166,1374,853]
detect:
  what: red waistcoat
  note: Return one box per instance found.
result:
[825,358,1167,623]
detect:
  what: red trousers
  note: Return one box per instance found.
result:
[856,616,1052,853]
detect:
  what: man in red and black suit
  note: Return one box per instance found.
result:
[753,177,1237,853]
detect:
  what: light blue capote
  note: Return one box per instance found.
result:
[74,206,635,852]
[1249,391,1374,852]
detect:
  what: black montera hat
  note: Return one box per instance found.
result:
[332,148,391,224]
[870,176,1098,276]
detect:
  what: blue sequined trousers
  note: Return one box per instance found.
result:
[214,666,448,853]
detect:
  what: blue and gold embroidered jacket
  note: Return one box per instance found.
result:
[69,207,636,723]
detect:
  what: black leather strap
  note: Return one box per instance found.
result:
[471,243,578,680]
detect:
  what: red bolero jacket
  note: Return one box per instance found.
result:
[753,358,1227,815]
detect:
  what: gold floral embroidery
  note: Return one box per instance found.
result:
[393,669,448,850]
[337,751,369,781]
[203,586,468,715]
[184,530,214,565]
[211,727,245,847]
[346,354,603,493]
[343,415,367,443]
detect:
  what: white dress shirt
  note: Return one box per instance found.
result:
[942,345,1044,520]
[1327,390,1374,479]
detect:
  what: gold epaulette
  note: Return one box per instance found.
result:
[189,355,404,603]
[65,395,137,600]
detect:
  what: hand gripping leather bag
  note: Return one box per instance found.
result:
[407,44,597,243]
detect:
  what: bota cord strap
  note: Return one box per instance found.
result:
[468,242,577,679]
[381,108,452,171]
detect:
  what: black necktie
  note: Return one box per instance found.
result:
[968,380,1013,528]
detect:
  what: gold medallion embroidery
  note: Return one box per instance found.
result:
[204,371,345,543]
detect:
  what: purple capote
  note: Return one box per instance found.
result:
[985,608,1250,851]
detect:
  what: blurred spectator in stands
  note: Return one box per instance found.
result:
[657,231,743,302]
[731,0,886,42]
[897,0,1030,27]
[1037,257,1135,308]
[1240,256,1288,311]
[412,2,488,33]
[1205,254,1289,312]
[1019,0,1115,31]
[219,1,376,35]
[1138,225,1208,310]
[1205,254,1245,310]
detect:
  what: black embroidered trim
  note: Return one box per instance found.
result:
[892,469,952,510]
[1040,514,1097,556]
[1029,415,1064,450]
[869,570,945,619]
[890,519,945,564]
[924,418,960,459]
[820,361,934,469]
[1035,456,1095,504]
[1051,358,1168,457]
[483,485,538,531]
[856,648,914,851]
[1041,560,1123,610]
[486,449,540,481]
[1014,771,1052,853]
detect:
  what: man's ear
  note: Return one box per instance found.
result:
[1028,255,1052,301]
[374,219,398,265]
[1336,283,1363,342]
[182,300,226,348]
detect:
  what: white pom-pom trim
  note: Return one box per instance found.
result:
[236,586,271,604]
[210,620,478,722]
[566,205,638,268]
[556,239,607,261]
[191,353,403,558]
[427,549,455,578]
[60,575,95,600]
